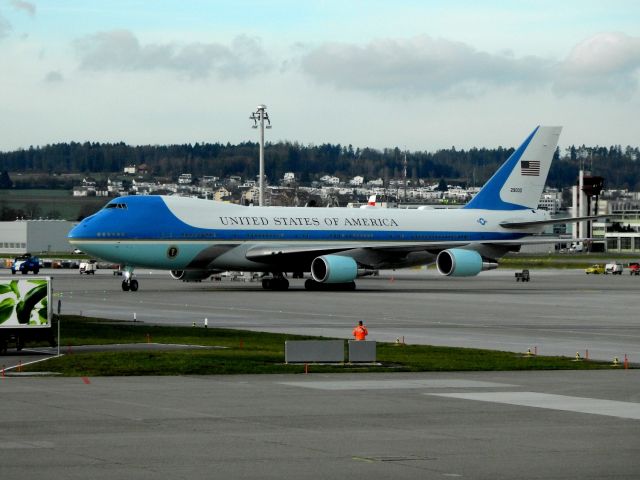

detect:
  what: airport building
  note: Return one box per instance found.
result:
[0,220,75,255]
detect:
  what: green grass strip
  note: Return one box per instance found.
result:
[22,315,617,376]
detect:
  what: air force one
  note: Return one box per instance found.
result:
[68,126,595,292]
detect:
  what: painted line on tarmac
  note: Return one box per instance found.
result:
[279,379,516,390]
[429,391,640,420]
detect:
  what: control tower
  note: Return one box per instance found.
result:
[571,170,604,240]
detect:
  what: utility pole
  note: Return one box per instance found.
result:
[249,105,272,206]
[403,150,408,205]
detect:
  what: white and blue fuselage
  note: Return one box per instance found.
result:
[69,196,548,269]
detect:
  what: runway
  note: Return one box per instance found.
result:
[21,267,640,363]
[1,370,639,479]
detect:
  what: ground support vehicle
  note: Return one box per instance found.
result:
[605,262,624,275]
[585,264,605,274]
[79,260,97,274]
[11,254,40,275]
[515,269,530,282]
[629,262,640,275]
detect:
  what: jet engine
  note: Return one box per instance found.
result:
[436,249,498,277]
[170,270,217,282]
[311,255,358,283]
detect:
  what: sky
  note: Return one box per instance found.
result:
[0,0,639,153]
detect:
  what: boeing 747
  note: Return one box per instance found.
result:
[68,126,596,291]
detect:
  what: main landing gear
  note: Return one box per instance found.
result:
[261,274,289,291]
[121,267,139,292]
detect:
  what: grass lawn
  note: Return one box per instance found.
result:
[20,315,618,376]
[0,189,105,220]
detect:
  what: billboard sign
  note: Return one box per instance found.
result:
[0,277,51,328]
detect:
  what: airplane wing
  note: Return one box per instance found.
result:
[244,236,575,263]
[500,215,612,229]
[244,241,471,263]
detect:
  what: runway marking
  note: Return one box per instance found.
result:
[429,392,640,420]
[0,440,54,449]
[279,379,516,390]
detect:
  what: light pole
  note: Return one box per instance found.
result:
[249,104,271,206]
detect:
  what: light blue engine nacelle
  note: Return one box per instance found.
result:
[311,255,358,283]
[436,249,498,277]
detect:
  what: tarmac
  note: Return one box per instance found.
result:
[1,267,639,478]
[1,370,639,479]
[22,267,640,363]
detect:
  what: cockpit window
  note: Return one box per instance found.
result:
[105,203,128,210]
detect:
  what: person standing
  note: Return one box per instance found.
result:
[352,320,368,341]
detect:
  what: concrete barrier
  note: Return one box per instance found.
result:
[285,340,344,363]
[348,341,376,362]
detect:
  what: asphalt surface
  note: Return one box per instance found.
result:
[1,370,639,480]
[13,267,639,363]
[1,267,639,479]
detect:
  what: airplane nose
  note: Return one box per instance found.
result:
[68,222,84,239]
[68,217,93,239]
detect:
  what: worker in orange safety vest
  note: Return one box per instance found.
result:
[352,320,368,341]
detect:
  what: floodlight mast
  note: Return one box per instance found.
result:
[249,104,271,206]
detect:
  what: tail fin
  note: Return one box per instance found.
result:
[464,126,562,211]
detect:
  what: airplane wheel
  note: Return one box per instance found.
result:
[262,278,272,289]
[122,280,130,291]
[276,278,289,290]
[130,279,139,291]
[304,279,317,290]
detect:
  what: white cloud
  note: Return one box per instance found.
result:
[553,32,640,99]
[74,30,273,79]
[300,33,640,100]
[300,35,554,97]
[10,0,36,17]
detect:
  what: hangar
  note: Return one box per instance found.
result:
[0,220,75,255]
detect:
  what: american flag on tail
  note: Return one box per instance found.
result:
[520,160,540,176]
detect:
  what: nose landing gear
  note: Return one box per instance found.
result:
[121,278,139,291]
[121,267,139,292]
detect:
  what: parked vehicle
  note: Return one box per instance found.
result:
[585,264,605,274]
[569,242,583,253]
[11,254,40,275]
[0,277,55,354]
[515,269,530,282]
[605,262,624,275]
[629,262,640,275]
[79,260,97,275]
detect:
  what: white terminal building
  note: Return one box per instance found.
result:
[0,220,75,255]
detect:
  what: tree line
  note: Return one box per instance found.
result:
[1,141,639,190]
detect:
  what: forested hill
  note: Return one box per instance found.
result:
[1,141,639,190]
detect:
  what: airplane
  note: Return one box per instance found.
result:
[68,126,599,292]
